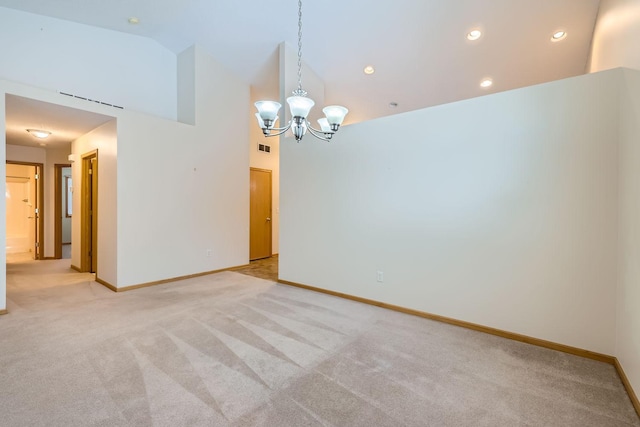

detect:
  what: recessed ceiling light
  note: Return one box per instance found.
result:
[480,78,493,88]
[128,17,140,25]
[363,65,375,75]
[467,29,482,41]
[26,129,51,139]
[389,102,398,108]
[551,30,566,41]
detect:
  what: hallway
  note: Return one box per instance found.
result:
[5,252,96,313]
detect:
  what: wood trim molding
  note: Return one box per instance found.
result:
[277,279,616,364]
[615,358,640,417]
[70,264,82,272]
[96,265,250,293]
[95,277,117,292]
[0,309,8,316]
[278,279,640,417]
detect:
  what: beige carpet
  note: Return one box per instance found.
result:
[1,256,638,426]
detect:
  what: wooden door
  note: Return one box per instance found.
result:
[33,165,42,259]
[81,151,98,273]
[250,168,272,260]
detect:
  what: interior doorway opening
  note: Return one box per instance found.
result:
[54,164,72,259]
[6,161,44,260]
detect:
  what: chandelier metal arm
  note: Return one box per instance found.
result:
[306,122,334,141]
[260,123,292,137]
[260,117,338,141]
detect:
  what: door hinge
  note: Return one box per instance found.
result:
[35,174,39,180]
[34,208,39,214]
[89,168,93,175]
[35,242,39,248]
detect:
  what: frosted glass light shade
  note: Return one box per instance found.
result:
[322,105,348,125]
[255,101,281,121]
[287,96,315,118]
[26,129,51,139]
[255,113,265,128]
[255,113,278,128]
[317,118,331,132]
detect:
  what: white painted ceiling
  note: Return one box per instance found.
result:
[1,0,601,141]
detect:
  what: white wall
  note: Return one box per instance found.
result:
[2,44,248,296]
[280,70,621,356]
[589,0,640,405]
[589,0,640,73]
[71,120,118,285]
[6,144,46,164]
[0,7,177,120]
[618,68,640,408]
[250,48,280,254]
[116,45,249,287]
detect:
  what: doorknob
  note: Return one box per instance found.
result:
[266,217,271,221]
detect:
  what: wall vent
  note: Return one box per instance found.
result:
[59,91,124,109]
[258,143,271,153]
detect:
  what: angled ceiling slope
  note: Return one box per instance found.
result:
[0,0,601,123]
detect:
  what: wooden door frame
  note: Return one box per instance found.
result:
[54,163,71,259]
[80,150,98,273]
[6,161,44,260]
[249,167,272,260]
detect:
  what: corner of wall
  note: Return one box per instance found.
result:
[177,45,196,126]
[615,66,640,416]
[588,0,640,74]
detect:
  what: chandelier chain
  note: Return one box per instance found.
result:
[297,0,303,92]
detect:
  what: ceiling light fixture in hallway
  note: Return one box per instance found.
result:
[26,129,51,139]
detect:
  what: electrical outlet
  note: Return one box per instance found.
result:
[376,271,384,283]
[206,249,212,257]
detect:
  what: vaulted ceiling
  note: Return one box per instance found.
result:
[1,0,601,140]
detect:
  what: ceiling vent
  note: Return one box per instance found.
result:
[59,91,124,109]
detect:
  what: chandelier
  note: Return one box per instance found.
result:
[254,0,349,142]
